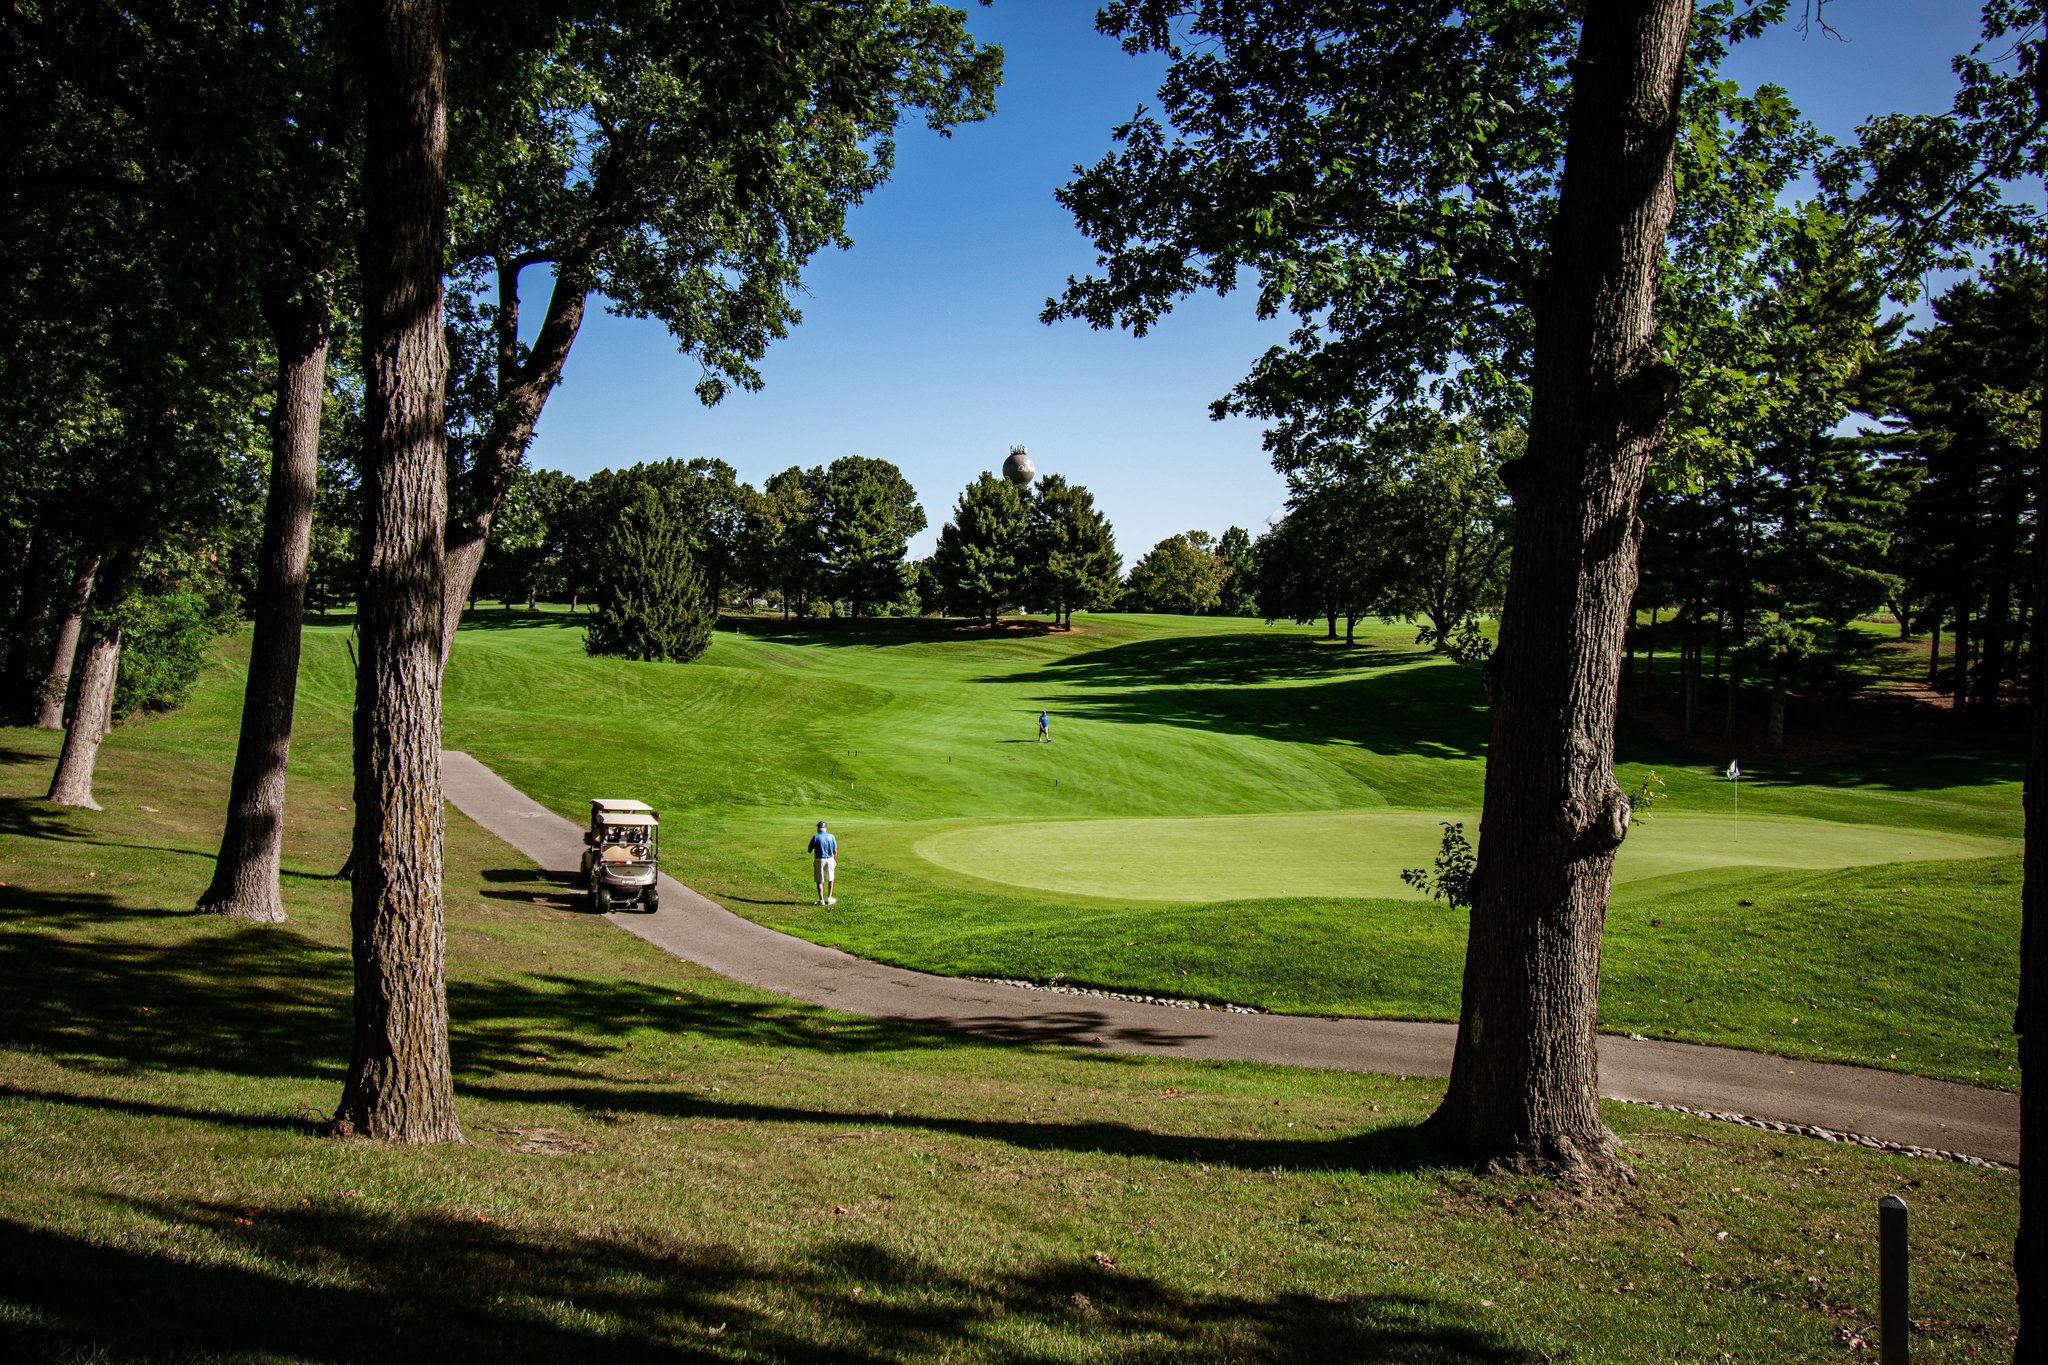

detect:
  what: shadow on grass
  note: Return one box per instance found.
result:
[0,885,354,1081]
[0,1205,1528,1363]
[984,633,1489,761]
[0,1084,321,1133]
[466,1078,1448,1177]
[737,615,1072,650]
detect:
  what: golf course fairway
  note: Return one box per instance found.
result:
[909,810,2018,903]
[407,607,2021,1087]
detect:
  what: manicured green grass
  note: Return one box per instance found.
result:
[421,609,2021,1090]
[0,727,2021,1360]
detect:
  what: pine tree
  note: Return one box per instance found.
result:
[1028,475,1121,627]
[932,472,1029,624]
[586,485,713,662]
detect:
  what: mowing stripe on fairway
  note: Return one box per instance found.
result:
[910,810,2016,904]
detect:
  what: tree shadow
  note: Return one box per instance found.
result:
[452,608,586,633]
[0,885,353,1081]
[736,616,1075,651]
[464,1077,1448,1178]
[980,633,1490,761]
[1614,690,2025,794]
[0,1203,1530,1362]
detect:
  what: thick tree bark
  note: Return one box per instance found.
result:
[2011,143,2048,1365]
[5,535,52,724]
[1424,0,1690,1180]
[46,633,121,808]
[34,553,100,729]
[333,0,461,1146]
[197,289,329,923]
[45,548,139,808]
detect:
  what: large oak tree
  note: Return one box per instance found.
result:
[437,0,1000,664]
[333,0,461,1144]
[1049,0,1782,1177]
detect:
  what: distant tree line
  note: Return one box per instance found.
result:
[458,453,929,639]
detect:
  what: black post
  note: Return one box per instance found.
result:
[1879,1193,1908,1365]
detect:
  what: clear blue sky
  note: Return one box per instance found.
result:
[523,0,1990,563]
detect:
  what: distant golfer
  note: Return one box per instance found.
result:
[808,820,838,905]
[1037,711,1050,743]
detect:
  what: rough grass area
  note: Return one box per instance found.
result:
[0,731,2021,1362]
[422,610,2020,1091]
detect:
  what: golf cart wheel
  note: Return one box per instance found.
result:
[593,889,610,914]
[643,887,659,914]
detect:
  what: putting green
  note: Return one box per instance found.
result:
[910,811,2015,903]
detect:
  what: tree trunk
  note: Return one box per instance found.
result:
[5,535,52,724]
[46,632,121,809]
[1640,606,1657,697]
[438,261,594,673]
[1766,681,1785,753]
[197,289,329,923]
[334,0,461,1146]
[1930,617,1942,686]
[45,548,140,808]
[2010,133,2048,1364]
[1955,606,1972,711]
[1345,611,1357,645]
[1723,658,1741,742]
[34,553,100,730]
[1682,641,1698,737]
[1425,0,1690,1181]
[1325,610,1336,639]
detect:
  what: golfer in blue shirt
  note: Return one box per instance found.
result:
[808,820,838,905]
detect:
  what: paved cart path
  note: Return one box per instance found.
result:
[443,751,2019,1166]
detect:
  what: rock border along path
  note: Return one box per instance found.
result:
[443,751,2019,1167]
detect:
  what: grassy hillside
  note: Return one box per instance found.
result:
[0,727,2020,1361]
[383,608,2017,1090]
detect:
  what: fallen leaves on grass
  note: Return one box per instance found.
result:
[1091,1251,1116,1269]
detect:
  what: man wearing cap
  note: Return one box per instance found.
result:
[808,820,839,905]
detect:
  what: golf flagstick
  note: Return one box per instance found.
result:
[1728,758,1740,839]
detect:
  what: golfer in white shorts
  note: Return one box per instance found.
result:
[808,820,838,905]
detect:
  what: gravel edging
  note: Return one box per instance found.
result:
[967,976,1266,1015]
[1613,1097,2013,1169]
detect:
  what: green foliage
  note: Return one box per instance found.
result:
[820,456,926,617]
[109,545,242,717]
[1047,1,1792,465]
[741,465,827,616]
[584,487,712,663]
[1028,475,1122,625]
[931,472,1030,622]
[1399,822,1477,912]
[1125,531,1227,614]
[1213,525,1256,616]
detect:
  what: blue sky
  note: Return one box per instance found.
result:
[523,0,1990,563]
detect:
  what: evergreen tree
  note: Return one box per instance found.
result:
[821,456,925,616]
[932,472,1030,624]
[585,486,713,663]
[1028,474,1121,627]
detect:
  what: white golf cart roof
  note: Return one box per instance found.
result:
[602,812,659,828]
[591,798,656,815]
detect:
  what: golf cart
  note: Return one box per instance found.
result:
[581,798,660,913]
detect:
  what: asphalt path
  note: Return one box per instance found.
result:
[443,750,2019,1166]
